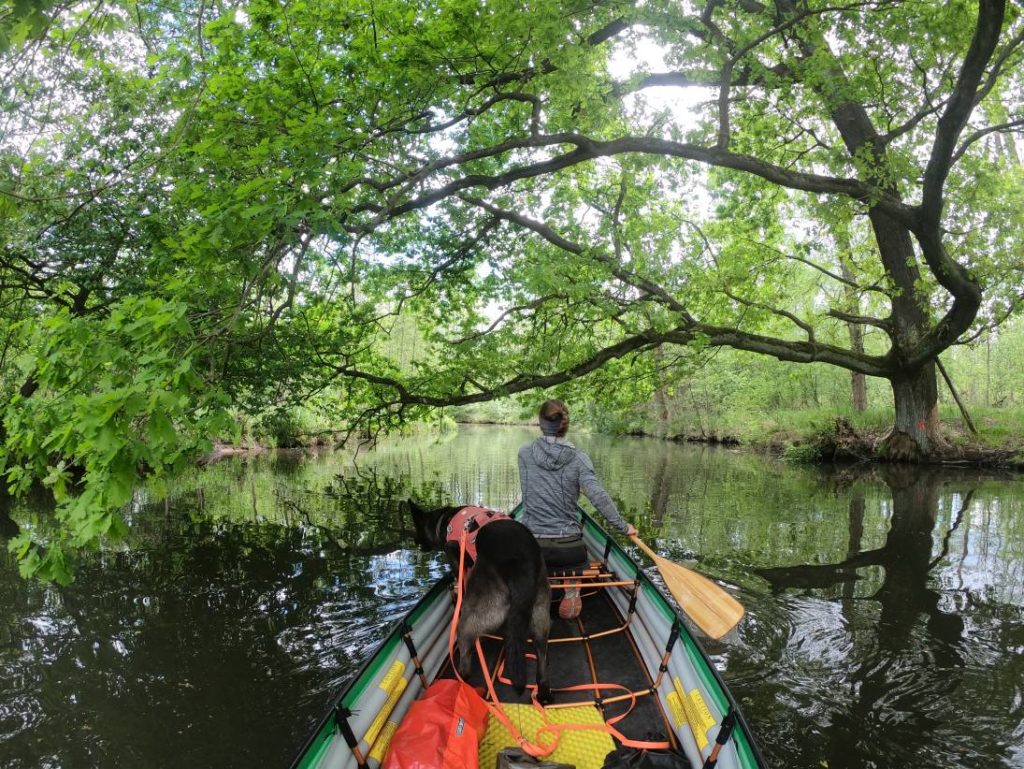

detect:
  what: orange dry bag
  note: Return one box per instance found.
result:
[382,679,489,769]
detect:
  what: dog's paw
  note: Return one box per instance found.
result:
[536,683,553,706]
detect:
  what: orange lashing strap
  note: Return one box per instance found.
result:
[447,529,672,756]
[489,660,671,752]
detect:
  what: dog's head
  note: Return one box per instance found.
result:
[404,500,459,552]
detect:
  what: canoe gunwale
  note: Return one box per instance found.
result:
[576,509,766,769]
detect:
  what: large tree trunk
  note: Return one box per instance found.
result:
[879,364,945,460]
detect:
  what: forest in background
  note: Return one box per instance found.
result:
[256,314,1024,452]
[455,317,1024,444]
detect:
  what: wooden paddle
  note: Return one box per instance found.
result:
[629,534,745,640]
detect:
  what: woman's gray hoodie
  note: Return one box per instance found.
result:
[517,437,629,537]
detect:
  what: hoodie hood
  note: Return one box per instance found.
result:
[531,437,576,470]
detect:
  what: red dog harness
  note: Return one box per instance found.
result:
[444,505,509,566]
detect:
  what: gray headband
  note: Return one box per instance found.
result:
[539,416,562,436]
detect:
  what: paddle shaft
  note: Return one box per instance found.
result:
[629,535,665,564]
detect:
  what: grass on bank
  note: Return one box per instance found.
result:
[580,398,1024,458]
[728,404,1024,451]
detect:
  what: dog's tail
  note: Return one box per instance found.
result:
[501,564,536,694]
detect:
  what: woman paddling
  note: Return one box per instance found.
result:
[517,399,637,619]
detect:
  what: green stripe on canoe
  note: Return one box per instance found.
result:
[522,505,760,769]
[341,633,403,710]
[583,510,760,769]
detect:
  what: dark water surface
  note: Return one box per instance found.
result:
[2,426,1023,768]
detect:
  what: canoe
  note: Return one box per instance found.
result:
[290,506,766,769]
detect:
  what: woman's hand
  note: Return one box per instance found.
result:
[625,524,638,537]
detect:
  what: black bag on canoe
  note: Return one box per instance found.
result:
[601,744,690,769]
[496,747,576,769]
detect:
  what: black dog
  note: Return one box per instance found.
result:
[406,501,551,702]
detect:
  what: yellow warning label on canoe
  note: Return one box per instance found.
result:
[379,660,406,693]
[666,691,686,728]
[368,720,398,764]
[682,688,715,751]
[365,676,407,747]
[673,676,685,702]
[689,689,715,732]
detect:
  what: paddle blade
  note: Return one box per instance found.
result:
[631,536,745,639]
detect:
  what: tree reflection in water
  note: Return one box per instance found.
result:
[749,466,1022,768]
[0,459,448,769]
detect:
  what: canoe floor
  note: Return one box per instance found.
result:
[437,584,677,750]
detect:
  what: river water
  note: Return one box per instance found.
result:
[1,425,1023,768]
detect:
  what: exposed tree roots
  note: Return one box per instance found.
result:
[809,417,1023,468]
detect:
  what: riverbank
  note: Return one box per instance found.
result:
[615,407,1024,469]
[454,404,1024,468]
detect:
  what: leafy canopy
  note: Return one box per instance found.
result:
[2,0,1023,576]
